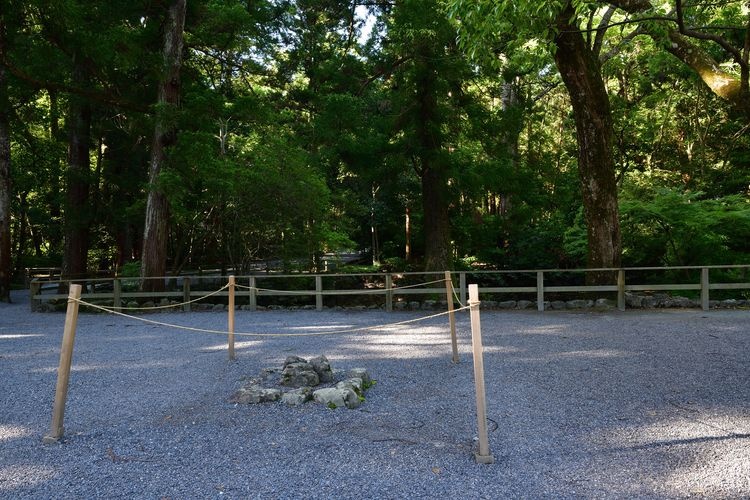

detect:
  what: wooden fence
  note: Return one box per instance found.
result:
[29,265,750,313]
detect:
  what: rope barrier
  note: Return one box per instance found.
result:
[73,297,471,337]
[233,277,450,295]
[111,284,231,310]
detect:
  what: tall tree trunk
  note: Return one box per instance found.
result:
[61,61,92,285]
[415,41,452,272]
[554,5,621,281]
[140,0,186,292]
[0,65,11,302]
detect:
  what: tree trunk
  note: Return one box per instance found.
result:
[61,61,92,285]
[140,0,186,292]
[415,41,452,272]
[554,5,622,281]
[0,65,11,302]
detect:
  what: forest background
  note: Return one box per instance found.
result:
[0,0,749,300]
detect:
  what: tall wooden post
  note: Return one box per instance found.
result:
[468,284,494,464]
[385,273,393,312]
[445,271,458,363]
[315,275,323,311]
[43,284,82,444]
[30,280,41,312]
[617,269,625,311]
[228,276,235,360]
[459,272,467,306]
[182,277,191,312]
[249,276,257,311]
[701,267,709,311]
[536,271,544,311]
[113,278,122,312]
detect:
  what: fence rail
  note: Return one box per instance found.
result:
[29,265,750,312]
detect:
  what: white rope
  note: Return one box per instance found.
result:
[112,284,231,310]
[233,277,450,295]
[73,298,471,338]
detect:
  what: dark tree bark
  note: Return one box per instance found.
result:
[414,40,452,272]
[0,65,11,302]
[61,60,92,284]
[140,0,186,292]
[554,4,622,279]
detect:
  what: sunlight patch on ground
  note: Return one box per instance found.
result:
[554,349,633,359]
[201,340,262,352]
[0,465,58,490]
[32,360,185,373]
[523,325,568,335]
[0,334,44,340]
[0,424,32,441]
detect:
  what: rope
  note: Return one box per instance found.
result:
[233,277,450,295]
[110,284,230,310]
[72,297,470,337]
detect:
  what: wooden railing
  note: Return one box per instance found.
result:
[29,265,750,312]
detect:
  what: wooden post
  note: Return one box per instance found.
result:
[445,271,459,363]
[459,272,467,306]
[536,271,544,312]
[113,279,122,312]
[315,275,323,311]
[30,280,41,312]
[228,276,235,360]
[182,277,191,312]
[385,273,393,312]
[249,276,257,311]
[617,269,626,311]
[468,284,494,464]
[701,267,709,311]
[43,284,82,444]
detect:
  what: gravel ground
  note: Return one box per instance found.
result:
[1,289,749,499]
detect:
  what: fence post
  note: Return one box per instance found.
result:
[183,277,191,312]
[701,267,709,311]
[468,284,494,464]
[228,276,235,361]
[113,279,122,312]
[459,272,467,306]
[445,271,459,363]
[617,269,626,311]
[30,280,41,312]
[536,271,544,312]
[43,284,82,444]
[249,276,257,311]
[315,275,323,311]
[383,273,392,312]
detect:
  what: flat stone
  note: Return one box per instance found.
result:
[669,296,695,308]
[231,384,281,404]
[394,301,407,310]
[422,300,437,310]
[347,368,371,386]
[642,296,659,308]
[517,300,533,310]
[566,299,591,309]
[336,377,363,395]
[721,299,739,308]
[499,300,516,309]
[284,356,307,367]
[313,387,360,409]
[595,298,614,309]
[280,362,320,387]
[550,300,567,310]
[408,301,421,310]
[281,387,313,406]
[212,303,225,311]
[142,301,156,308]
[159,298,170,307]
[483,300,498,309]
[625,293,643,308]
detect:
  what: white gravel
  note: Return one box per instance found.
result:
[1,290,749,498]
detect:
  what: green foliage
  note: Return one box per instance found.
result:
[620,187,750,267]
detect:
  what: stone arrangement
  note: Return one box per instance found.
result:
[230,355,373,409]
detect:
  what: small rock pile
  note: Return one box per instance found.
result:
[230,355,373,409]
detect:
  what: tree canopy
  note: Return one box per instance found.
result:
[1,0,749,298]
